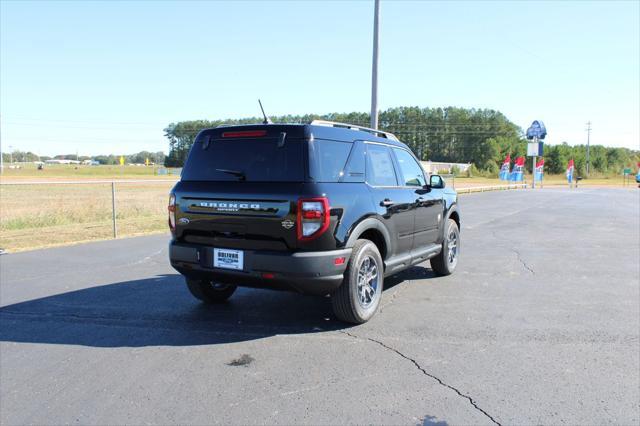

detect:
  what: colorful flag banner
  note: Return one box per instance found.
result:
[499,154,511,181]
[534,158,544,182]
[510,156,525,182]
[566,159,574,183]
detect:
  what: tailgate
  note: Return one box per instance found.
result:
[173,181,301,251]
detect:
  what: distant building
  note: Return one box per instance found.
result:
[421,161,471,174]
[45,159,81,165]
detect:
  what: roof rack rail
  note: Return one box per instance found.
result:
[309,120,398,141]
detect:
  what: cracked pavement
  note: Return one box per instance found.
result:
[1,188,638,425]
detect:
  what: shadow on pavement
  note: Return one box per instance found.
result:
[0,266,434,348]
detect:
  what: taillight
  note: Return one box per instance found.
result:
[297,197,330,241]
[168,193,176,232]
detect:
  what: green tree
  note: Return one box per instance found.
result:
[161,107,639,171]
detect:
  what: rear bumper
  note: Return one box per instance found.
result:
[169,242,351,295]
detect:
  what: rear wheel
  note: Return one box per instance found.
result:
[430,219,460,276]
[185,278,237,303]
[332,239,384,324]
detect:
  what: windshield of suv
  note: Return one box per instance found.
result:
[181,135,304,182]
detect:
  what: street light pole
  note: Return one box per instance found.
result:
[532,136,537,189]
[370,0,380,129]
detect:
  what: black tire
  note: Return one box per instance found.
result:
[430,219,460,276]
[332,239,384,324]
[185,278,237,303]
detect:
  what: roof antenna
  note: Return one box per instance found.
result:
[258,99,272,125]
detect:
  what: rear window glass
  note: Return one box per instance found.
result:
[308,139,353,182]
[366,144,398,186]
[181,135,304,182]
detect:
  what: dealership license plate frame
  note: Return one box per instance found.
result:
[213,248,244,271]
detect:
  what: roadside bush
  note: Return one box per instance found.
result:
[484,160,500,178]
[466,164,479,178]
[451,165,461,176]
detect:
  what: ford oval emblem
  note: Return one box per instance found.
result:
[178,217,190,225]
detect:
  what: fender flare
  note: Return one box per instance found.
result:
[443,202,460,234]
[345,217,392,255]
[445,202,459,222]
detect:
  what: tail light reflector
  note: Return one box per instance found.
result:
[168,193,176,232]
[297,197,330,241]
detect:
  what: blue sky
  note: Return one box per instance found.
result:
[1,0,638,156]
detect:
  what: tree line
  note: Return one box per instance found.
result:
[163,107,526,170]
[163,106,638,176]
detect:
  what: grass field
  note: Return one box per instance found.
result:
[0,165,636,252]
[0,163,180,181]
[446,174,636,188]
[0,181,174,252]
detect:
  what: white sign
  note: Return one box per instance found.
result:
[527,142,541,157]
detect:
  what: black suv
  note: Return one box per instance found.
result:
[169,121,460,323]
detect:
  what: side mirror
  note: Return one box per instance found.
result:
[429,174,445,189]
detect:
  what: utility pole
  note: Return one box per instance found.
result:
[370,0,380,129]
[586,121,592,176]
[0,116,3,175]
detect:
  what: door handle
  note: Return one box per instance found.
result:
[380,199,394,207]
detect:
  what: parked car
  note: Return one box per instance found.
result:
[168,121,460,323]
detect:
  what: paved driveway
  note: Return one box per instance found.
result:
[1,188,638,425]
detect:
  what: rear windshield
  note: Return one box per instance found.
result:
[181,135,304,182]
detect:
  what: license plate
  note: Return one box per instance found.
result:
[213,248,244,270]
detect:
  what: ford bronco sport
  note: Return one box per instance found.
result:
[168,121,460,323]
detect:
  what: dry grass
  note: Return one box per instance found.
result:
[0,172,635,253]
[446,174,635,188]
[0,182,174,252]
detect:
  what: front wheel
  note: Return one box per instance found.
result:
[185,278,237,303]
[332,239,384,324]
[430,219,460,276]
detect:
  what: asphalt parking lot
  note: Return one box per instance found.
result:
[1,188,638,425]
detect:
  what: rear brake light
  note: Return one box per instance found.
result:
[297,197,330,241]
[302,210,322,219]
[221,130,267,138]
[168,194,176,232]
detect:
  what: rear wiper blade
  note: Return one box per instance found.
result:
[216,168,246,181]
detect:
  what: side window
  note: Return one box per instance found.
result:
[393,148,426,187]
[308,139,353,182]
[366,144,398,186]
[342,141,365,183]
